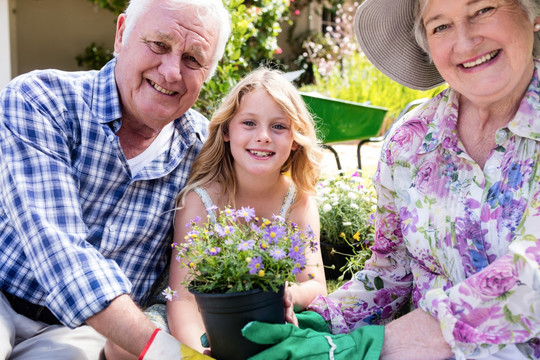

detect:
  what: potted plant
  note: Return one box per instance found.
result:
[316,170,377,280]
[171,207,317,360]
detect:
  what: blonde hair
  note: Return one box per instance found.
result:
[177,67,324,207]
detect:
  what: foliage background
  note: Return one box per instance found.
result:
[80,0,447,125]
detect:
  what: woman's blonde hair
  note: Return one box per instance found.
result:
[177,67,323,207]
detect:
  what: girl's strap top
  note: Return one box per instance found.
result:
[193,181,297,223]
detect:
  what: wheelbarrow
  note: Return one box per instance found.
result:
[301,92,388,170]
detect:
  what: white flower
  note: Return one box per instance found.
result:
[162,286,178,302]
[320,187,332,195]
[323,203,332,212]
[351,203,359,210]
[342,221,352,226]
[347,192,357,200]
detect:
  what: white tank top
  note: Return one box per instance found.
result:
[192,181,297,223]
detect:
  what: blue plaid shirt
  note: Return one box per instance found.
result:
[0,58,208,327]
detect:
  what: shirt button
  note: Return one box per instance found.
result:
[108,135,115,142]
[496,129,508,142]
[484,164,498,176]
[109,225,117,232]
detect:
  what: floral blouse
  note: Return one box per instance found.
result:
[309,61,540,359]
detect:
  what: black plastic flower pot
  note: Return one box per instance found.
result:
[190,285,285,360]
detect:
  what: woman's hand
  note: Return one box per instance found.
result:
[284,286,298,326]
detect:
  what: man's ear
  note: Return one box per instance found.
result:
[114,13,127,55]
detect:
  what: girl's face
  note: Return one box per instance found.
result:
[423,0,539,106]
[224,89,298,177]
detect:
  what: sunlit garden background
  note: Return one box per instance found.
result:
[78,0,447,290]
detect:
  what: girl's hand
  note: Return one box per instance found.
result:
[284,286,298,326]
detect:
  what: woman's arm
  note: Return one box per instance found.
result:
[308,156,413,334]
[420,231,540,358]
[167,191,209,353]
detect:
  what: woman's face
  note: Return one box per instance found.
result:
[423,0,540,105]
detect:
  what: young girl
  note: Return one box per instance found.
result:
[168,68,327,353]
[105,68,327,358]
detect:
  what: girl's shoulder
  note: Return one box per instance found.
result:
[287,185,319,229]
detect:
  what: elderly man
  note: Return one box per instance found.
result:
[0,0,230,358]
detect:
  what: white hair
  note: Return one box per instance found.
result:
[121,0,231,80]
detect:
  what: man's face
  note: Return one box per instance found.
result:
[113,0,219,135]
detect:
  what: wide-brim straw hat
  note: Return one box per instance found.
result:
[354,0,446,91]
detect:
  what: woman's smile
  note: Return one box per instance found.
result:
[460,49,500,69]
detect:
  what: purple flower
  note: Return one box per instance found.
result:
[250,222,261,233]
[270,248,286,260]
[215,224,235,237]
[288,239,304,260]
[399,207,418,236]
[188,216,201,226]
[205,247,221,256]
[248,256,264,275]
[291,257,306,274]
[237,239,255,251]
[223,207,237,220]
[237,207,256,222]
[464,256,518,300]
[264,225,286,244]
[206,205,218,214]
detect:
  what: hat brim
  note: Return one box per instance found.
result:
[354,0,445,91]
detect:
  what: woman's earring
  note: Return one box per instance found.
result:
[535,23,540,31]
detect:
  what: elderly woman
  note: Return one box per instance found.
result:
[242,0,540,359]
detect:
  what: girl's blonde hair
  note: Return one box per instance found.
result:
[177,67,323,207]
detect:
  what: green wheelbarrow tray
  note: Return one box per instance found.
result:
[301,92,388,169]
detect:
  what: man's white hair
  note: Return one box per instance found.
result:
[121,0,231,80]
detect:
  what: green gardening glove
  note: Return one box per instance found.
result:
[242,321,384,360]
[296,311,330,333]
